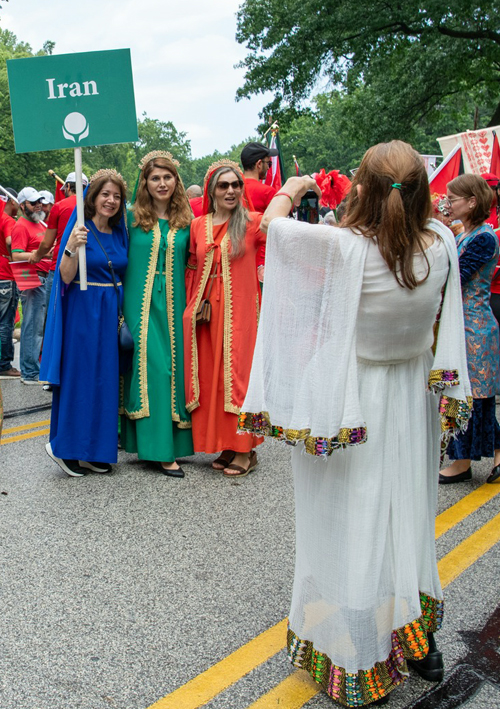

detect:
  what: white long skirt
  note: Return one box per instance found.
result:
[288,351,444,706]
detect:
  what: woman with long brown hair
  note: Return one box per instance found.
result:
[120,151,193,477]
[183,160,265,477]
[239,141,471,705]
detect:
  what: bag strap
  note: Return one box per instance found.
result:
[204,258,219,300]
[87,221,123,318]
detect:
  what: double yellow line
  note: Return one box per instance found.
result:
[1,418,50,445]
[148,482,500,709]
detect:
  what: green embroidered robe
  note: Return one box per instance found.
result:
[120,213,193,461]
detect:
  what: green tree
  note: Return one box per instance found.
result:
[0,29,74,193]
[236,0,500,132]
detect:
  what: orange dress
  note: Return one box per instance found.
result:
[183,213,265,453]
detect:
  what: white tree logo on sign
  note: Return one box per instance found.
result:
[62,112,89,143]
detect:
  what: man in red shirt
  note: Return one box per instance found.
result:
[186,184,203,217]
[11,188,49,384]
[241,142,279,213]
[33,171,88,308]
[241,142,279,279]
[0,188,20,378]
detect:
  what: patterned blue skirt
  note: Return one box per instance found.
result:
[447,396,500,461]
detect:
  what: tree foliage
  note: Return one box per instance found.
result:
[236,0,500,132]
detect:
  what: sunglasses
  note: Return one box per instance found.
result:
[28,199,42,205]
[216,180,243,191]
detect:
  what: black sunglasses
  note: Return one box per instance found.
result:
[216,180,243,191]
[28,199,42,205]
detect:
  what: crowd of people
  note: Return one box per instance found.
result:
[1,139,500,706]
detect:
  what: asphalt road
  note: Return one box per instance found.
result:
[1,369,499,709]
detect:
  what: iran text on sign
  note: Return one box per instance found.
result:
[7,48,138,154]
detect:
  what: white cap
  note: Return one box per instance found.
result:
[64,171,89,186]
[18,187,43,204]
[39,190,55,205]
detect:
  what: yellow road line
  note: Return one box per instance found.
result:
[438,511,500,587]
[436,483,500,538]
[2,419,51,436]
[147,620,287,709]
[1,428,50,445]
[246,671,319,708]
[145,486,500,709]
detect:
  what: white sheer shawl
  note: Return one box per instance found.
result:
[238,217,471,455]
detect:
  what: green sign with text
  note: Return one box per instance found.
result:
[7,48,138,153]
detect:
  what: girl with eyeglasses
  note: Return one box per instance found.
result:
[440,173,500,485]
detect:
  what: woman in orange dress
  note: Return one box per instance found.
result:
[183,160,264,476]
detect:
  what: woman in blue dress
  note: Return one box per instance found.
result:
[40,169,128,477]
[440,173,500,484]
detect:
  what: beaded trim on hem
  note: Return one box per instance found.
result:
[237,411,367,456]
[428,369,472,448]
[288,592,443,707]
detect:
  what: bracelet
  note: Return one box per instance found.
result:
[274,192,294,209]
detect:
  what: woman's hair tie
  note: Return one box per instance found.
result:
[391,183,402,190]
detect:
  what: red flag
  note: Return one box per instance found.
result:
[490,131,500,176]
[0,195,7,217]
[264,128,284,190]
[429,144,463,194]
[55,181,65,202]
[10,261,42,290]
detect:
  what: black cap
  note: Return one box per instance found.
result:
[241,141,279,168]
[5,187,17,200]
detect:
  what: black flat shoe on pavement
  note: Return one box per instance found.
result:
[371,694,390,705]
[487,464,500,484]
[45,443,86,477]
[79,461,112,473]
[407,632,444,682]
[439,467,472,484]
[159,462,185,478]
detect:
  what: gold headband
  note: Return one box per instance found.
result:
[204,159,243,185]
[139,150,180,170]
[89,168,127,189]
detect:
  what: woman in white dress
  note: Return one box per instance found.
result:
[238,141,471,706]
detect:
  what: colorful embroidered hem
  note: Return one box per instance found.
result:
[428,369,473,448]
[288,592,444,707]
[237,411,367,456]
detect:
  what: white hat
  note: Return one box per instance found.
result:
[39,190,55,205]
[64,171,89,186]
[17,187,43,204]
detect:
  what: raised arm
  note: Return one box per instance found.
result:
[260,176,321,234]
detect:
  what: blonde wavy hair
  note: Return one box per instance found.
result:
[133,156,192,232]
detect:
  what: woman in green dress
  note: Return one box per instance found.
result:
[120,151,193,477]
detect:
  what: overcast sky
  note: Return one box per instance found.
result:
[1,0,272,157]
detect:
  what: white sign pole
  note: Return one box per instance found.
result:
[74,146,87,290]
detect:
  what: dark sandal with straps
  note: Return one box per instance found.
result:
[212,450,235,470]
[223,450,258,478]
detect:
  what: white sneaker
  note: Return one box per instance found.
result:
[45,442,86,477]
[21,378,41,386]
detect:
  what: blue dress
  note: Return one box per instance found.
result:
[40,219,128,463]
[447,224,500,460]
